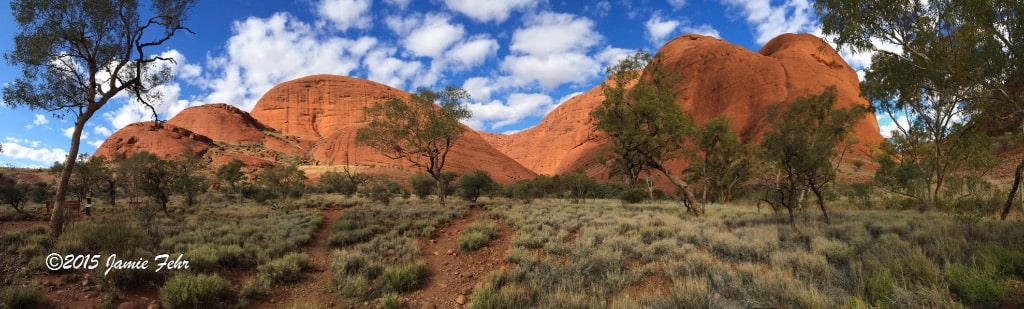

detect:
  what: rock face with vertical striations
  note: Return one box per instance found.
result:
[481,33,883,184]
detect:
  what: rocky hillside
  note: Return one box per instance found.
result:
[481,33,883,182]
[97,33,883,187]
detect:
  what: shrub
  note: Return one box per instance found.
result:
[320,170,358,196]
[0,284,41,308]
[410,173,435,199]
[946,263,1008,306]
[381,263,427,293]
[459,221,498,251]
[457,170,498,202]
[618,188,646,204]
[257,252,309,284]
[367,183,392,205]
[161,273,233,309]
[381,293,402,309]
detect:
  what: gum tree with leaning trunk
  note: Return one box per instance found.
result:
[2,0,196,237]
[356,86,472,206]
[590,51,704,216]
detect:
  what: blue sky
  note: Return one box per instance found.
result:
[0,0,890,168]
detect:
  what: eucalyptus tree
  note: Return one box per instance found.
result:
[815,0,1021,213]
[761,87,867,224]
[2,0,196,236]
[591,51,704,215]
[356,87,472,206]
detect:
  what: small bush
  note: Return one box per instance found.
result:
[410,173,435,199]
[0,284,41,308]
[239,276,270,300]
[161,273,233,309]
[946,263,1008,306]
[381,293,402,309]
[459,221,498,251]
[618,188,646,204]
[381,262,427,293]
[257,252,309,285]
[367,183,392,205]
[457,170,498,202]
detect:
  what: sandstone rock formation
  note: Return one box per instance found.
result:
[97,75,536,184]
[94,122,214,159]
[96,33,882,189]
[482,33,883,184]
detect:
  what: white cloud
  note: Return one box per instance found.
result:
[388,13,466,59]
[502,12,607,89]
[63,126,88,140]
[646,15,681,45]
[463,77,496,102]
[25,113,49,129]
[101,50,207,129]
[668,0,686,9]
[93,125,113,138]
[510,12,601,56]
[444,0,538,23]
[317,0,373,31]
[445,36,499,69]
[719,0,816,44]
[198,13,376,111]
[466,93,554,130]
[1,137,68,164]
[596,46,634,66]
[363,47,424,89]
[503,53,602,89]
[681,24,721,38]
[87,139,104,148]
[32,114,48,126]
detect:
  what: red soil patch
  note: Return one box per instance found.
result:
[405,207,513,308]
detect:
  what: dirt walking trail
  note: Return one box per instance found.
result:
[254,207,346,308]
[406,207,514,308]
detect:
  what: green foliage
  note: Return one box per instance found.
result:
[760,87,866,223]
[4,0,196,236]
[0,284,41,309]
[0,182,30,213]
[173,149,209,208]
[618,188,647,204]
[27,182,51,204]
[381,262,427,293]
[160,273,233,309]
[459,221,498,251]
[119,151,177,213]
[257,164,307,203]
[356,86,472,205]
[816,0,1013,211]
[457,170,498,202]
[257,252,309,285]
[410,173,435,199]
[590,50,703,214]
[560,170,598,203]
[215,159,246,198]
[686,116,755,203]
[366,182,392,205]
[55,219,148,255]
[319,170,358,197]
[945,263,1008,307]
